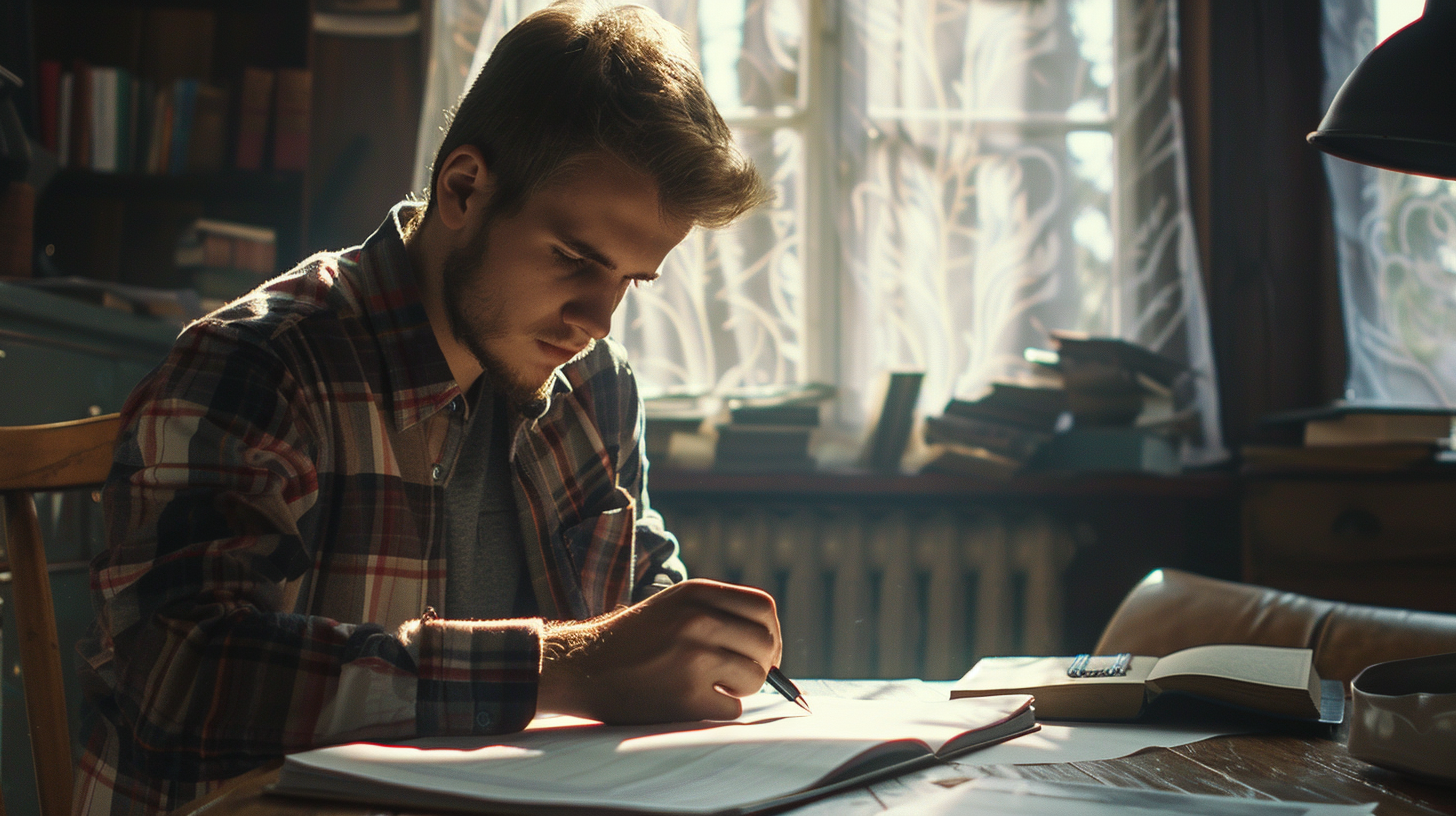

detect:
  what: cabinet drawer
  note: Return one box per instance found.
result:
[1243,479,1456,563]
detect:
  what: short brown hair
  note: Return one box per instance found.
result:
[427,1,770,228]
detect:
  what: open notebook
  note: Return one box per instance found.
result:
[272,693,1036,815]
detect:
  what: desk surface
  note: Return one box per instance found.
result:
[175,731,1456,816]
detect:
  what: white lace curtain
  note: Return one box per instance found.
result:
[413,0,1224,464]
[1322,0,1456,405]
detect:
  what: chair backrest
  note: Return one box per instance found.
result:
[0,414,121,816]
[1096,568,1456,682]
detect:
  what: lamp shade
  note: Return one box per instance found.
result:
[1307,0,1456,179]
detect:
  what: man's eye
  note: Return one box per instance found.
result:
[553,248,590,269]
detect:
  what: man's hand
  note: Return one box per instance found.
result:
[537,578,781,724]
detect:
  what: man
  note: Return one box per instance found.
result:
[75,3,778,813]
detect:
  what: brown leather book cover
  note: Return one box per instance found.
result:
[186,84,229,173]
[272,68,311,171]
[235,67,274,171]
[69,60,92,169]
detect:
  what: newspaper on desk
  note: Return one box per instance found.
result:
[878,778,1377,816]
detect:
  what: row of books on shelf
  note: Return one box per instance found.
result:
[37,61,310,175]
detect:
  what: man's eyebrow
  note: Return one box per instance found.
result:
[562,236,618,271]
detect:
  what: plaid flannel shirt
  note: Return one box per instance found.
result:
[74,204,685,816]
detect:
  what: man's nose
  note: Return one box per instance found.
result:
[563,282,622,340]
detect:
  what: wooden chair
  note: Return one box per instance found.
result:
[0,414,121,816]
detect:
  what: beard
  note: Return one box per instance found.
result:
[440,225,570,407]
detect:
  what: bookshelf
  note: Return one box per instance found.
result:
[22,0,424,295]
[26,1,309,290]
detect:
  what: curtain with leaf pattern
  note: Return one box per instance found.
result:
[413,0,1224,465]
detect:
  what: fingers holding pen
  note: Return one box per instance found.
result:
[537,578,785,724]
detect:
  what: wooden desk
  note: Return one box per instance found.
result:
[175,731,1456,816]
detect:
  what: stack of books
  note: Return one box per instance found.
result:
[920,382,1068,479]
[1244,404,1456,473]
[713,385,834,473]
[174,218,278,304]
[642,392,712,468]
[1040,331,1189,428]
[1023,333,1197,475]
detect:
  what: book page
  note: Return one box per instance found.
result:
[951,656,1155,719]
[1146,645,1312,691]
[280,694,1032,814]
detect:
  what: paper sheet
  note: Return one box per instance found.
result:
[878,778,1378,815]
[781,680,1243,816]
[280,692,1032,814]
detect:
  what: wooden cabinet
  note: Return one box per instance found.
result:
[1243,474,1456,613]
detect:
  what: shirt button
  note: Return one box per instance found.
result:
[449,397,462,412]
[432,464,443,481]
[475,711,493,729]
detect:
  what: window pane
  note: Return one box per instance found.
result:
[858,0,1110,120]
[841,122,1087,404]
[1065,130,1114,334]
[616,126,806,394]
[1376,0,1424,40]
[699,0,804,111]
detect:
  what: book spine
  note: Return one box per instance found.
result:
[91,67,116,173]
[235,67,274,171]
[39,60,62,154]
[132,79,153,173]
[943,399,1058,433]
[57,71,73,168]
[146,85,171,174]
[272,68,311,171]
[186,83,229,173]
[117,70,134,173]
[924,414,1048,461]
[868,372,924,471]
[70,61,92,169]
[168,78,199,174]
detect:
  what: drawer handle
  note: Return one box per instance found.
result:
[1331,508,1382,542]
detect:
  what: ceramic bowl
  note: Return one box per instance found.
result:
[1347,651,1456,785]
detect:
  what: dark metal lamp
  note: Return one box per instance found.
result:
[1307,0,1456,179]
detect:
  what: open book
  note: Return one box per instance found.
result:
[273,693,1036,815]
[951,645,1342,723]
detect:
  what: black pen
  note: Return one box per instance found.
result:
[766,666,812,713]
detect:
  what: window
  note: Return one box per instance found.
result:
[415,0,1223,463]
[1323,0,1456,404]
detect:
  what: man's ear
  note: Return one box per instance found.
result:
[434,145,494,232]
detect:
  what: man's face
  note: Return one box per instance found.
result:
[441,154,691,405]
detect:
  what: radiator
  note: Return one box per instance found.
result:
[659,502,1080,680]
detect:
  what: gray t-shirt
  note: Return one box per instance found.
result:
[443,379,536,620]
